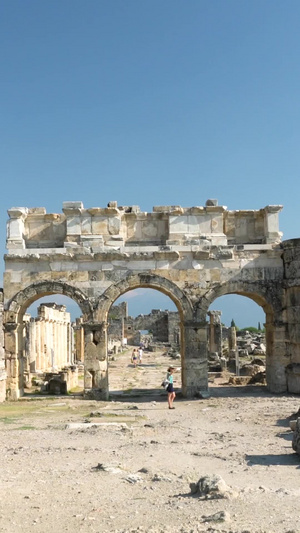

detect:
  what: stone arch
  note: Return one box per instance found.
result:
[4,281,94,400]
[198,280,278,321]
[95,272,194,322]
[197,280,284,392]
[5,280,93,322]
[90,273,195,398]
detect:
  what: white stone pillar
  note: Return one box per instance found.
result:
[28,319,36,372]
[6,208,27,249]
[62,202,83,244]
[263,205,283,244]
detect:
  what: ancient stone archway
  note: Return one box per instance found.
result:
[198,280,283,390]
[4,281,93,399]
[88,273,196,398]
[3,200,300,400]
[96,272,194,320]
[198,280,279,321]
[6,280,93,322]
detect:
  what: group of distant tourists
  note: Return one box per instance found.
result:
[131,347,143,367]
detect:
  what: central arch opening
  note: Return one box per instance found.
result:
[107,288,183,398]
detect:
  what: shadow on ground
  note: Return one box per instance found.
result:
[246,453,300,467]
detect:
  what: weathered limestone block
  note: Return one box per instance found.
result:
[108,217,121,235]
[190,474,238,499]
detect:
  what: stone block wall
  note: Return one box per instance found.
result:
[124,310,178,344]
[6,202,283,251]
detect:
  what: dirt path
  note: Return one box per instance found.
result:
[0,348,299,533]
[108,346,181,396]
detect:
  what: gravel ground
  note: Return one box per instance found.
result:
[0,348,299,533]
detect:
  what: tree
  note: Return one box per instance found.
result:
[231,319,236,328]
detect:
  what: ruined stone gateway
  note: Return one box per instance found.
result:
[2,199,300,401]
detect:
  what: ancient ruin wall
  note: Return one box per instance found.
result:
[6,202,282,250]
[3,200,294,401]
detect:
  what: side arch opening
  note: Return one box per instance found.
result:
[4,282,92,399]
[202,284,276,393]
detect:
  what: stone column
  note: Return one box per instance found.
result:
[74,318,84,361]
[40,319,46,370]
[83,322,108,400]
[28,319,36,372]
[182,320,208,398]
[35,320,41,370]
[50,320,55,370]
[22,320,30,386]
[44,319,51,369]
[207,310,222,355]
[228,326,237,351]
[4,322,21,400]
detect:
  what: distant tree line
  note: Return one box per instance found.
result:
[230,319,265,333]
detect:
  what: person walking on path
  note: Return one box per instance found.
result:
[131,348,138,367]
[138,347,143,365]
[165,366,176,409]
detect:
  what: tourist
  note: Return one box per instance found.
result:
[131,348,138,367]
[165,366,176,409]
[138,347,143,364]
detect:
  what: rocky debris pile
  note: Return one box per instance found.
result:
[167,347,181,360]
[229,370,266,386]
[236,330,266,357]
[189,474,238,499]
[208,352,227,372]
[239,360,266,377]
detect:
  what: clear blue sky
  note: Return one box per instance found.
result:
[2,0,300,327]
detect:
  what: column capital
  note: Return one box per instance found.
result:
[82,321,108,332]
[263,205,283,214]
[7,207,28,219]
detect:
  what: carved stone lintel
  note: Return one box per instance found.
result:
[183,320,207,329]
[83,322,107,332]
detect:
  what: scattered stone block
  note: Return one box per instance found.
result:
[189,474,238,499]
